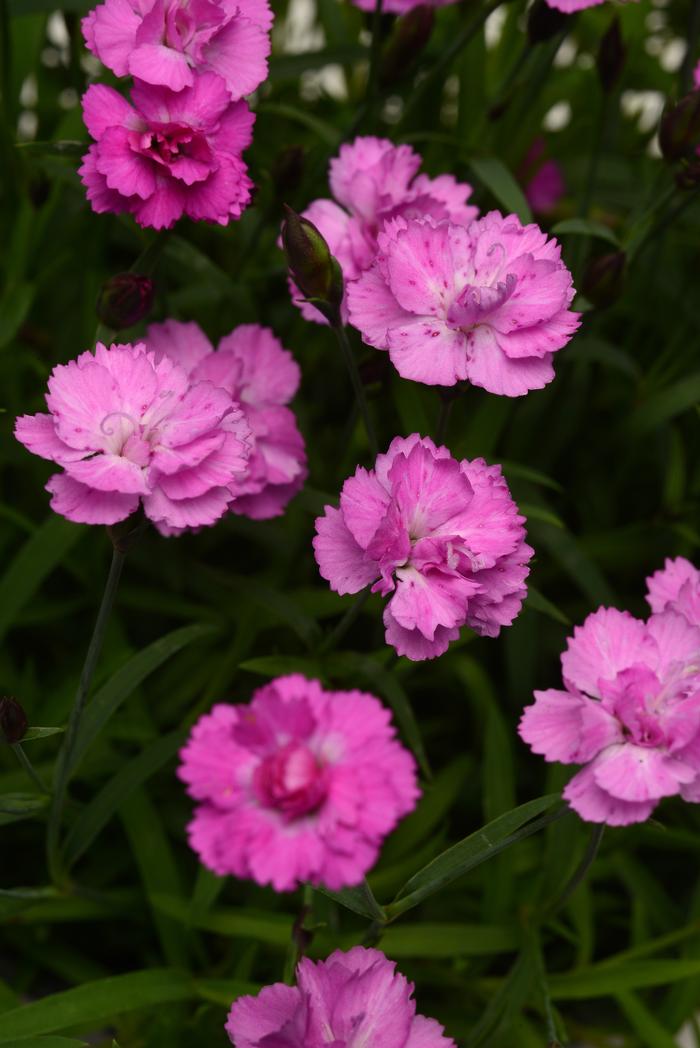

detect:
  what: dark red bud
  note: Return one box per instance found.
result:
[281,206,344,323]
[379,6,435,87]
[527,0,570,45]
[597,16,625,93]
[659,91,700,163]
[271,146,306,198]
[96,273,155,331]
[0,697,29,743]
[582,250,626,309]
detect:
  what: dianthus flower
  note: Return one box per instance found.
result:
[14,341,250,531]
[292,136,478,323]
[80,73,254,229]
[178,675,419,890]
[351,0,454,11]
[519,603,700,826]
[313,435,533,661]
[226,947,455,1047]
[545,0,608,10]
[647,556,700,628]
[521,138,565,215]
[82,0,272,99]
[346,211,579,395]
[145,320,307,520]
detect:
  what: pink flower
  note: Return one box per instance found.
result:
[82,0,272,99]
[520,138,565,215]
[694,60,700,89]
[519,606,700,826]
[79,73,254,229]
[145,320,307,520]
[646,557,700,628]
[351,0,455,12]
[226,946,455,1046]
[346,211,580,396]
[313,435,533,661]
[545,0,608,10]
[14,341,250,531]
[177,675,419,891]
[292,136,478,323]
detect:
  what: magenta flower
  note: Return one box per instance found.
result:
[647,556,700,628]
[145,319,307,521]
[313,435,533,661]
[519,604,700,826]
[177,675,419,891]
[346,211,579,396]
[351,0,455,12]
[545,0,608,10]
[14,341,250,531]
[79,73,254,229]
[521,138,565,215]
[226,947,455,1047]
[292,136,478,323]
[695,60,700,89]
[82,0,272,99]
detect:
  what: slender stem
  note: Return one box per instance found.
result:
[545,823,604,917]
[629,186,700,260]
[435,395,455,446]
[331,323,378,457]
[47,545,126,883]
[12,743,49,794]
[318,589,370,655]
[365,0,385,125]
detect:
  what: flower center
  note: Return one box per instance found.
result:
[602,666,666,748]
[253,742,327,820]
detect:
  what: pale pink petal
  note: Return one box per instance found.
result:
[143,485,231,529]
[202,17,270,100]
[216,325,300,406]
[339,465,392,549]
[646,611,700,678]
[226,984,302,1048]
[132,178,186,230]
[387,319,470,386]
[346,265,413,349]
[406,1014,456,1048]
[65,453,150,495]
[561,607,658,697]
[592,743,696,802]
[519,689,622,764]
[158,383,234,447]
[14,414,85,464]
[313,507,378,595]
[128,43,194,90]
[383,606,458,661]
[158,431,249,499]
[385,220,455,315]
[646,557,700,613]
[465,326,555,397]
[145,319,214,375]
[563,763,656,826]
[95,126,157,201]
[85,0,142,76]
[45,473,138,525]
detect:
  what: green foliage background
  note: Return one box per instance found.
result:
[2,0,700,1044]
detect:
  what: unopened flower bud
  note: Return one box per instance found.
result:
[0,697,29,743]
[379,6,435,87]
[659,91,700,163]
[597,16,625,93]
[281,206,344,323]
[582,250,626,309]
[96,273,155,331]
[271,145,305,199]
[527,0,569,45]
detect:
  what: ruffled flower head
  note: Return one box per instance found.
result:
[292,136,478,322]
[519,601,700,826]
[146,320,307,521]
[347,211,579,395]
[14,341,250,531]
[82,0,272,99]
[226,946,455,1047]
[313,434,533,661]
[80,74,254,229]
[177,674,419,890]
[646,556,700,628]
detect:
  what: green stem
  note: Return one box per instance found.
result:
[628,185,700,260]
[435,395,455,446]
[47,545,126,884]
[318,589,370,655]
[545,823,604,918]
[398,0,506,130]
[365,0,385,125]
[331,323,378,457]
[12,743,49,794]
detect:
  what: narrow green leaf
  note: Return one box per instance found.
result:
[152,895,294,945]
[627,374,700,434]
[256,102,341,146]
[0,280,34,348]
[3,1039,89,1048]
[0,792,49,823]
[70,623,216,775]
[551,218,620,247]
[194,979,259,1007]
[314,880,386,922]
[0,969,194,1042]
[380,757,470,864]
[469,157,532,224]
[240,655,324,678]
[549,960,700,998]
[524,586,571,626]
[616,992,678,1048]
[0,517,83,643]
[386,795,564,919]
[21,727,65,742]
[381,922,518,958]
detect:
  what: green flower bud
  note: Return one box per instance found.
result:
[597,16,625,94]
[659,91,700,163]
[281,206,344,323]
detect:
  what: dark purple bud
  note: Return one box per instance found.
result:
[582,250,626,309]
[659,90,700,163]
[96,273,155,331]
[597,16,625,93]
[271,146,306,198]
[379,6,435,87]
[527,0,569,45]
[281,206,344,323]
[0,697,29,743]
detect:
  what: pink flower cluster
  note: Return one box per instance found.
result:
[347,211,579,396]
[178,674,419,891]
[145,320,307,520]
[314,435,533,661]
[226,947,455,1046]
[519,558,700,826]
[15,324,305,532]
[79,0,271,227]
[292,136,478,323]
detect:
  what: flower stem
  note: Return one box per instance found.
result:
[12,743,49,794]
[318,589,371,655]
[331,322,379,457]
[47,544,126,884]
[365,0,385,124]
[545,823,604,918]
